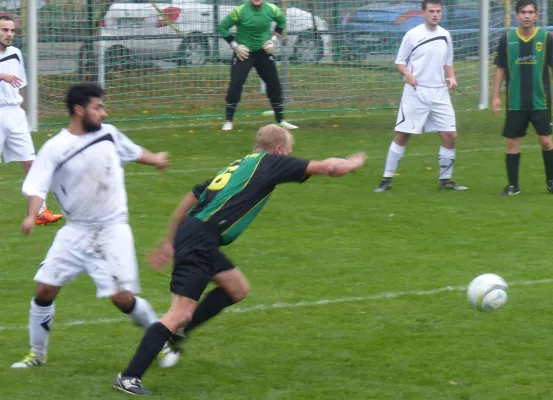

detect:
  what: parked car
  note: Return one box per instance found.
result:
[340,1,517,60]
[80,0,331,74]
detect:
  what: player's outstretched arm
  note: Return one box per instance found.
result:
[148,192,198,270]
[137,149,169,170]
[306,152,367,177]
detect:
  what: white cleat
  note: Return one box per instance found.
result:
[11,352,46,368]
[157,344,180,368]
[279,120,298,130]
[222,121,233,131]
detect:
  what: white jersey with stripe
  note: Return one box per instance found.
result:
[0,46,26,106]
[22,124,142,226]
[395,24,453,88]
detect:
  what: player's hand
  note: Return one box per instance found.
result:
[21,216,35,236]
[231,41,250,61]
[148,240,174,271]
[446,77,457,90]
[404,72,417,88]
[492,96,501,114]
[155,152,169,171]
[0,73,23,88]
[263,36,278,54]
[347,152,368,169]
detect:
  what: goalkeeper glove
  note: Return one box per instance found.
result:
[263,35,278,54]
[231,41,250,61]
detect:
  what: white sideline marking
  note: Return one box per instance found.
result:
[0,278,551,333]
[0,144,540,185]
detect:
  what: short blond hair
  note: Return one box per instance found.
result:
[253,124,294,152]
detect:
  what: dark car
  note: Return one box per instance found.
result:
[340,1,517,60]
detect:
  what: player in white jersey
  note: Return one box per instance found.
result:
[11,82,180,369]
[0,15,62,224]
[374,0,468,192]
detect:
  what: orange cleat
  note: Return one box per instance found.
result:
[35,209,63,225]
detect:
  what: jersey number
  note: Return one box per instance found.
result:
[206,153,260,191]
[207,161,241,191]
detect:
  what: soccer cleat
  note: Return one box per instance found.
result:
[499,185,521,196]
[547,180,553,193]
[374,177,392,193]
[36,209,63,225]
[279,120,298,130]
[222,121,233,131]
[113,373,151,396]
[11,352,46,368]
[157,343,180,368]
[439,179,469,191]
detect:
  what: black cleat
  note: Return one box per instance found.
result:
[439,179,469,191]
[499,185,520,196]
[374,177,393,193]
[547,180,553,194]
[113,373,151,396]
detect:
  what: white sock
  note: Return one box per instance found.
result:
[37,201,46,216]
[29,298,55,359]
[438,146,456,179]
[383,142,405,178]
[128,296,159,329]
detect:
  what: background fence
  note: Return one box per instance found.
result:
[3,0,552,125]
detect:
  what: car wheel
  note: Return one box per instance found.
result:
[105,45,135,72]
[177,35,209,66]
[78,41,97,81]
[292,33,323,64]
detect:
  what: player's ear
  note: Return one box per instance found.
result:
[273,145,281,155]
[75,104,85,117]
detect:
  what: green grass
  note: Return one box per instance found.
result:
[2,110,553,399]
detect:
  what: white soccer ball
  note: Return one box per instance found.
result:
[467,273,508,312]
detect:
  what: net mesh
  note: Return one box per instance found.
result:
[3,0,551,124]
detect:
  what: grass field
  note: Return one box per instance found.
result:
[2,109,553,399]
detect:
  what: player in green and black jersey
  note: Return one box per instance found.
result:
[218,0,298,132]
[493,0,553,195]
[112,124,367,395]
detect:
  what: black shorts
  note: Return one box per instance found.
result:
[170,218,235,301]
[502,109,552,138]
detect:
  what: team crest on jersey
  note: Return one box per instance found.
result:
[536,42,543,52]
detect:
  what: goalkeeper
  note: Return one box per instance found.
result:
[218,0,298,131]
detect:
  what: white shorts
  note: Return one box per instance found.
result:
[0,106,34,163]
[34,223,141,298]
[395,85,456,134]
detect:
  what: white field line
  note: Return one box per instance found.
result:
[0,144,540,186]
[1,278,551,333]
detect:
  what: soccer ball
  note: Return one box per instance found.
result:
[467,273,508,312]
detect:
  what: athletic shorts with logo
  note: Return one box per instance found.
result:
[395,85,456,134]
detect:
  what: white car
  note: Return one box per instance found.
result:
[85,0,331,70]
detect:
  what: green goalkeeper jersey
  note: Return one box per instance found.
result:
[218,1,286,52]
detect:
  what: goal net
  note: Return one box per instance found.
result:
[3,0,541,124]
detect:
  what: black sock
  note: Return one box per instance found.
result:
[506,153,520,187]
[123,322,173,378]
[225,103,237,121]
[542,149,553,181]
[183,288,235,334]
[271,101,284,123]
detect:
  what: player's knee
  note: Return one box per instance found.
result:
[111,291,135,312]
[35,283,58,302]
[539,135,553,150]
[231,279,249,303]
